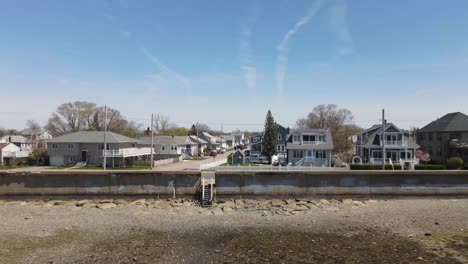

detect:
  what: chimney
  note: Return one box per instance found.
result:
[287,127,290,135]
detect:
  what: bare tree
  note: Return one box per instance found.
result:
[46,101,142,138]
[25,120,42,147]
[153,114,175,132]
[296,104,359,152]
[0,126,6,137]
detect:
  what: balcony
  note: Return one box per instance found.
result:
[102,147,153,158]
[1,150,31,158]
[382,140,408,147]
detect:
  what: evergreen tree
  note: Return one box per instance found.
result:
[263,110,279,163]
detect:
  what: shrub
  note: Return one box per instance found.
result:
[227,153,233,164]
[415,164,447,170]
[447,157,464,170]
[350,164,402,170]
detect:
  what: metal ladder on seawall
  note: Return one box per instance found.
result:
[201,171,215,207]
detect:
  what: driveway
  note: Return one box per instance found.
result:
[154,151,232,171]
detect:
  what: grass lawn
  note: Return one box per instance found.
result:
[0,166,30,170]
[47,166,74,170]
[74,165,150,170]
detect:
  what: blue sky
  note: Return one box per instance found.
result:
[1,0,468,131]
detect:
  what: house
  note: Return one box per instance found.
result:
[249,124,289,160]
[0,135,33,151]
[0,143,23,166]
[354,123,419,165]
[172,136,198,156]
[199,132,224,150]
[46,131,151,167]
[417,112,468,164]
[138,136,182,157]
[286,129,334,167]
[224,135,234,149]
[21,129,53,148]
[231,149,248,165]
[189,135,209,154]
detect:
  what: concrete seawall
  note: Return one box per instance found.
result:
[0,171,201,197]
[1,170,467,197]
[214,170,468,197]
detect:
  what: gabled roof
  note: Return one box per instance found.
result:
[0,143,11,150]
[419,112,468,132]
[46,131,139,144]
[1,135,30,143]
[357,124,419,149]
[286,129,334,150]
[139,136,177,146]
[189,135,208,144]
[172,136,196,145]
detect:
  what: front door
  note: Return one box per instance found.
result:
[81,151,87,162]
[306,150,313,158]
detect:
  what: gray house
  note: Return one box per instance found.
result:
[286,129,334,167]
[354,123,419,165]
[249,124,289,157]
[417,112,468,164]
[46,131,150,167]
[231,149,248,165]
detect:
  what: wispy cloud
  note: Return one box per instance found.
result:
[120,29,131,39]
[240,8,258,96]
[329,0,354,56]
[139,46,192,96]
[276,0,326,97]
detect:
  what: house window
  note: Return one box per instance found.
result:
[278,134,282,141]
[318,135,325,142]
[428,133,433,141]
[293,135,300,142]
[303,135,316,142]
[162,145,165,150]
[52,143,58,149]
[315,150,326,159]
[277,145,285,151]
[132,143,136,148]
[97,144,110,150]
[293,150,303,159]
[68,144,74,149]
[372,151,383,159]
[69,156,76,162]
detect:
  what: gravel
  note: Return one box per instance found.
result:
[0,198,467,263]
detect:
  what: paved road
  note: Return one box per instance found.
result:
[154,151,232,171]
[3,152,233,172]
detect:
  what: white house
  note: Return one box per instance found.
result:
[0,142,26,166]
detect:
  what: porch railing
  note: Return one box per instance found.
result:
[102,147,153,157]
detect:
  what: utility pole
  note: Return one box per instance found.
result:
[103,106,108,170]
[196,122,200,157]
[382,109,386,170]
[150,113,154,170]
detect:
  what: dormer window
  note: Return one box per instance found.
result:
[278,134,282,141]
[293,135,301,142]
[318,135,325,142]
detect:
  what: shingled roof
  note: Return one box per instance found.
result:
[46,131,139,144]
[419,112,468,132]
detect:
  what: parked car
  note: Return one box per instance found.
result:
[210,150,218,157]
[219,148,226,154]
[250,154,266,164]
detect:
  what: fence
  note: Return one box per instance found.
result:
[200,158,228,170]
[207,164,349,171]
